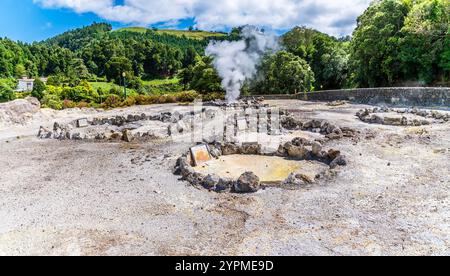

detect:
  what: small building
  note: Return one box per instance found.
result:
[15,77,48,92]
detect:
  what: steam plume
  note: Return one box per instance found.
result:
[206,26,280,103]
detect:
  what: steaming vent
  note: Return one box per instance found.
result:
[206,26,281,103]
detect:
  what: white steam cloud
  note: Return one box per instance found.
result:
[206,26,280,103]
[34,0,373,37]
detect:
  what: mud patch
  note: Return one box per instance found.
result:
[193,155,328,185]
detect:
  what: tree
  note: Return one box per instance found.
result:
[15,64,27,78]
[0,80,16,103]
[440,34,450,80]
[183,46,198,67]
[349,0,410,87]
[178,65,194,90]
[282,27,317,62]
[68,58,90,80]
[105,56,133,84]
[187,56,222,93]
[398,0,449,83]
[282,27,349,90]
[311,34,350,90]
[44,22,112,52]
[31,78,46,101]
[46,75,64,86]
[252,51,315,94]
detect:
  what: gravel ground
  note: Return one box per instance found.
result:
[0,100,449,256]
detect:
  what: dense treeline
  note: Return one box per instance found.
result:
[44,23,112,52]
[181,0,449,94]
[282,27,351,90]
[0,0,448,106]
[351,0,449,87]
[0,23,218,82]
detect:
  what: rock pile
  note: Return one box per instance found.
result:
[38,102,292,143]
[37,110,211,142]
[277,138,347,168]
[175,139,347,194]
[204,97,267,109]
[281,116,357,140]
[326,100,348,107]
[37,120,153,142]
[357,107,449,126]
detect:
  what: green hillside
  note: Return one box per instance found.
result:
[114,27,227,40]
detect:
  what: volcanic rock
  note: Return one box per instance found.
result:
[234,172,260,193]
[285,143,308,159]
[311,141,323,156]
[202,174,220,190]
[328,149,341,160]
[222,143,240,155]
[330,155,348,169]
[241,143,262,155]
[122,129,134,142]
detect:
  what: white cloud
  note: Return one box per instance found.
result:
[33,0,373,36]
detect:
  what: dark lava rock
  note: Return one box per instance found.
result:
[202,174,220,190]
[222,143,241,155]
[241,143,262,155]
[234,172,260,193]
[330,155,347,169]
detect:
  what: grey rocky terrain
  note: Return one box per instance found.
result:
[0,99,449,256]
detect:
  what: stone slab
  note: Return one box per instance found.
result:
[190,144,212,166]
[77,118,89,128]
[237,118,247,131]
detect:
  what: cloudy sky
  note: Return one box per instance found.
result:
[0,0,373,42]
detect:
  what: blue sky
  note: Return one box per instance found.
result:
[0,0,107,42]
[0,0,372,42]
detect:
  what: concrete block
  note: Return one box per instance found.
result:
[237,118,247,131]
[190,145,212,166]
[77,118,89,128]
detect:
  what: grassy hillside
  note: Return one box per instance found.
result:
[142,78,180,86]
[114,27,227,40]
[89,81,121,91]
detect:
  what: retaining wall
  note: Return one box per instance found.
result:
[298,87,450,107]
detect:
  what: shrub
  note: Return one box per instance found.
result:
[127,91,200,106]
[202,92,225,101]
[41,94,63,110]
[109,86,123,96]
[14,91,31,99]
[122,97,137,107]
[141,82,183,95]
[133,95,149,105]
[62,99,76,109]
[63,85,98,103]
[127,76,143,90]
[46,85,63,97]
[46,75,64,86]
[0,81,16,102]
[102,95,122,109]
[31,78,46,101]
[77,101,89,109]
[88,102,101,109]
[158,95,177,104]
[175,90,201,102]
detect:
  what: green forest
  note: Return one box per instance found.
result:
[0,0,448,108]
